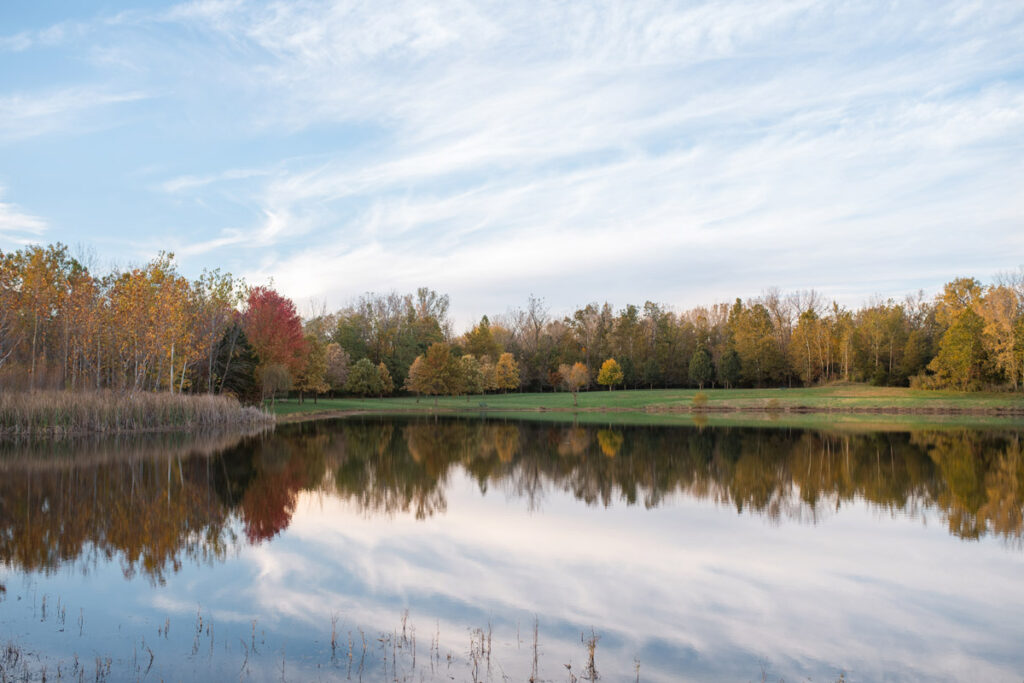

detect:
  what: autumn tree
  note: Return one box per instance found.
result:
[324,342,350,396]
[935,277,983,327]
[853,301,908,385]
[105,252,193,392]
[597,358,624,391]
[345,358,383,397]
[611,304,644,388]
[464,316,501,360]
[789,310,823,386]
[493,352,520,393]
[331,288,449,389]
[261,363,292,407]
[978,285,1022,389]
[927,308,988,390]
[243,286,308,385]
[404,355,426,399]
[479,355,498,392]
[16,244,74,388]
[1014,318,1024,390]
[728,300,785,387]
[192,269,243,394]
[558,362,589,406]
[405,342,460,406]
[459,354,486,397]
[569,303,612,373]
[377,361,394,397]
[0,253,20,371]
[6,240,1024,397]
[296,334,329,403]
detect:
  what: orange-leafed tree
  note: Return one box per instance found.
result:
[558,362,589,406]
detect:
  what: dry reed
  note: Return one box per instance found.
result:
[0,390,273,438]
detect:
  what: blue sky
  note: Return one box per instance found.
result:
[1,1,1022,328]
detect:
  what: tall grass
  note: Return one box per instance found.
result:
[0,390,274,438]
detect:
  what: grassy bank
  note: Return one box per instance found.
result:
[271,384,1024,423]
[0,390,274,438]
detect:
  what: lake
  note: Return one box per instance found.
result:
[1,417,1022,682]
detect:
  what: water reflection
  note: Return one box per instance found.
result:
[1,419,1022,580]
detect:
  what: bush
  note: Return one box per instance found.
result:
[692,392,709,409]
[909,373,940,390]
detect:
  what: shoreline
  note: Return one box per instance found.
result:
[275,402,1024,428]
[270,385,1024,430]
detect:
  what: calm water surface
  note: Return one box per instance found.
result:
[1,417,1023,682]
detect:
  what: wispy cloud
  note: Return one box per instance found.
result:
[0,86,150,143]
[0,22,77,52]
[0,188,47,245]
[2,0,1022,319]
[159,167,271,194]
[145,0,1023,318]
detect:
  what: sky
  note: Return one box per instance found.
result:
[1,1,1022,329]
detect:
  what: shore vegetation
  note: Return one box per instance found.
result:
[0,390,272,438]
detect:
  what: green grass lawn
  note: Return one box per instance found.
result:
[271,383,1024,421]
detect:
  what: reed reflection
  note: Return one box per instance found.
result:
[1,419,1022,581]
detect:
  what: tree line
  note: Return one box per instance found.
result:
[2,243,1022,400]
[310,275,1024,395]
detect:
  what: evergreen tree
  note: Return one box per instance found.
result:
[717,349,741,388]
[688,347,714,389]
[212,323,261,404]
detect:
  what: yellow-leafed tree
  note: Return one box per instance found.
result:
[597,358,623,391]
[493,352,520,393]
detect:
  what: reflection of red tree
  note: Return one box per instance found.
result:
[239,456,308,543]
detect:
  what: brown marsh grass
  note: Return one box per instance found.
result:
[0,390,273,438]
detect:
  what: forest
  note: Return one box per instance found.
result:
[1,243,1023,403]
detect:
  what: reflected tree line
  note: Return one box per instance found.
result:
[1,420,1022,581]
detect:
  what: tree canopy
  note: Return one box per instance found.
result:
[597,358,624,390]
[2,242,1023,396]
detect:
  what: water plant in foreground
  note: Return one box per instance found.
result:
[0,390,273,438]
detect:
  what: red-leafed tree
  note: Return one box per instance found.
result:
[242,286,308,388]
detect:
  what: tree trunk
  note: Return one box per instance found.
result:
[30,315,38,390]
[218,326,239,395]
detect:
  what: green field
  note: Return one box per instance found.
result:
[271,384,1024,429]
